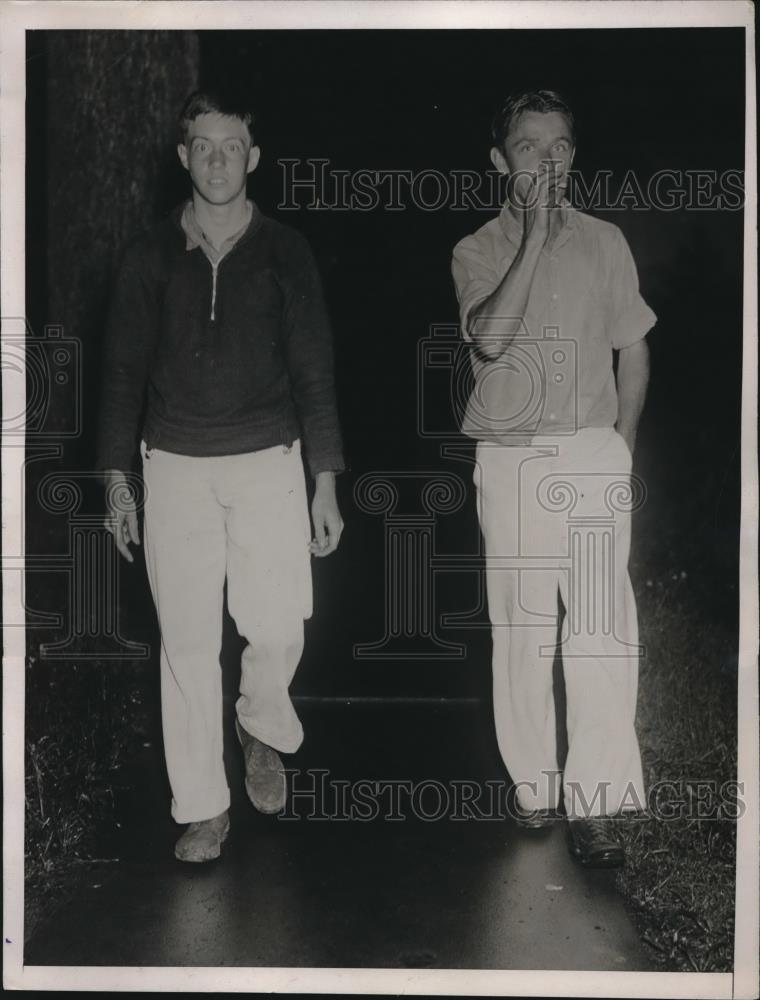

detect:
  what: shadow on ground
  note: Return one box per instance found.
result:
[25,699,656,971]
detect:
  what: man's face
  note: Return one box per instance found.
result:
[178,112,260,207]
[490,110,575,206]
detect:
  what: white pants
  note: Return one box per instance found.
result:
[474,427,645,818]
[141,440,312,823]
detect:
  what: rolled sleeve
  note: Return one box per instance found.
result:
[608,228,657,350]
[451,238,500,341]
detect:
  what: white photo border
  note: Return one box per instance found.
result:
[2,2,756,995]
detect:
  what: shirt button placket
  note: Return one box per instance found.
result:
[548,257,560,429]
[549,256,559,314]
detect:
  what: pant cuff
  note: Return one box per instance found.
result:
[171,787,231,825]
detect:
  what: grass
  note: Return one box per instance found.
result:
[23,640,154,941]
[614,570,738,972]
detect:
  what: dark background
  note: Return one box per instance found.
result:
[25,28,745,699]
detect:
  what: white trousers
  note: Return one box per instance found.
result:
[474,427,645,818]
[141,440,312,823]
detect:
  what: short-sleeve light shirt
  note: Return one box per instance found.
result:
[451,204,657,445]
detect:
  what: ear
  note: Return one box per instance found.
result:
[247,145,261,175]
[177,144,189,171]
[490,146,508,176]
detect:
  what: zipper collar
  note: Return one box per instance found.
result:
[172,198,264,258]
[174,200,265,321]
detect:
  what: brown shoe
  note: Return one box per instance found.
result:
[235,719,287,814]
[174,810,229,863]
[566,817,624,868]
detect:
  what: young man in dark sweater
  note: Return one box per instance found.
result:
[99,91,344,862]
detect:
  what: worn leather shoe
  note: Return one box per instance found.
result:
[514,807,560,830]
[235,719,287,814]
[566,817,624,868]
[174,810,229,863]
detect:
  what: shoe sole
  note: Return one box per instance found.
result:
[568,845,624,869]
[236,719,287,814]
[514,808,560,830]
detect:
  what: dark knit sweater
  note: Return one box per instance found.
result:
[97,202,344,477]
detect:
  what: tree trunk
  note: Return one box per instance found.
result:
[44,30,199,462]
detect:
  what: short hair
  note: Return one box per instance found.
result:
[491,90,575,153]
[178,90,255,146]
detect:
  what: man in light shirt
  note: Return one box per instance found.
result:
[451,90,655,867]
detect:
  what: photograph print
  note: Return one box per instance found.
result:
[2,2,757,995]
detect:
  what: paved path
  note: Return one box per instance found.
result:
[25,701,654,970]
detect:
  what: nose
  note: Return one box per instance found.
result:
[209,146,226,168]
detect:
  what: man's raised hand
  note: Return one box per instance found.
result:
[515,162,555,244]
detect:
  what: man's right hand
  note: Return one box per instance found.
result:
[103,469,140,563]
[468,162,557,360]
[514,161,555,245]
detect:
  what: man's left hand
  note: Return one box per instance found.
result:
[310,471,343,557]
[615,339,649,462]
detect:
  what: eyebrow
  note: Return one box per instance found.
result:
[511,134,572,146]
[190,135,246,144]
